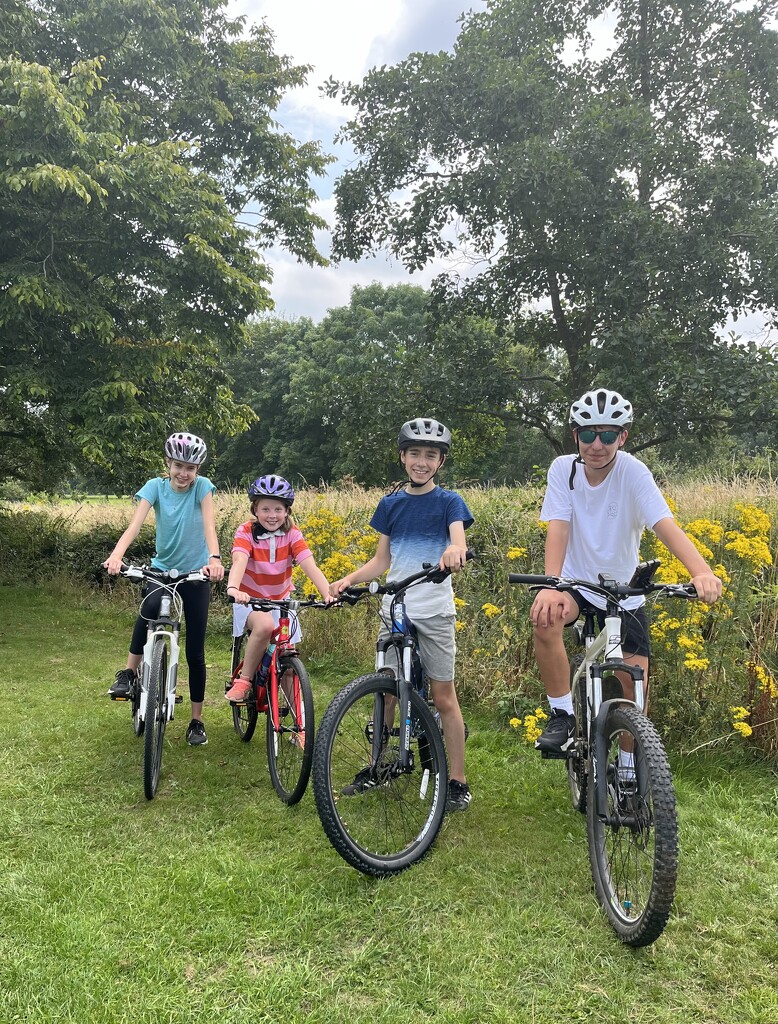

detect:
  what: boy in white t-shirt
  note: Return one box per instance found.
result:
[532,389,722,754]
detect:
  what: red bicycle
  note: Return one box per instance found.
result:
[227,596,328,805]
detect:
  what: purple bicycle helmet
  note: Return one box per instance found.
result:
[247,474,295,507]
[164,432,207,465]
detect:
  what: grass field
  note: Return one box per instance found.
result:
[0,586,775,1023]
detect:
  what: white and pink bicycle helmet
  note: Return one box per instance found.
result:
[164,432,208,465]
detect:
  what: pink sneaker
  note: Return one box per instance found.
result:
[225,678,253,702]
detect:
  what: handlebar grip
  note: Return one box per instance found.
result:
[508,573,559,586]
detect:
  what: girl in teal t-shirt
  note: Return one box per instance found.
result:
[103,433,225,746]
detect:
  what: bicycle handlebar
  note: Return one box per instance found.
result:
[340,549,477,605]
[118,563,207,584]
[227,595,333,612]
[507,572,698,601]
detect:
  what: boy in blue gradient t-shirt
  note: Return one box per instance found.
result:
[330,418,474,812]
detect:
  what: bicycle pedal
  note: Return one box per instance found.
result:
[110,694,129,701]
[540,749,567,761]
[174,694,183,704]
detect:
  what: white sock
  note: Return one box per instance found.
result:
[549,693,574,716]
[618,750,636,780]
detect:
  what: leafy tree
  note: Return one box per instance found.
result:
[289,283,556,484]
[0,1,330,491]
[216,316,339,488]
[327,0,778,453]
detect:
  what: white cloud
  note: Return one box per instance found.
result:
[228,1,472,320]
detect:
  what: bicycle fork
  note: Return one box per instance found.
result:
[139,618,180,725]
[589,660,647,826]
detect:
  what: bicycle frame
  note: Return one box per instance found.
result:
[119,565,206,726]
[230,596,321,723]
[509,568,696,825]
[374,592,420,772]
[573,603,647,824]
[137,593,181,727]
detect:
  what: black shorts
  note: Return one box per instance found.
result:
[568,589,650,659]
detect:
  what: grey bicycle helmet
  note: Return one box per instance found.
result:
[164,432,207,465]
[397,418,452,453]
[569,389,633,428]
[247,474,295,507]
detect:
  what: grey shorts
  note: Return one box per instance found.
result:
[376,614,457,682]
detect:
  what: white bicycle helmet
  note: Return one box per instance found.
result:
[569,389,633,428]
[164,432,208,465]
[397,418,451,453]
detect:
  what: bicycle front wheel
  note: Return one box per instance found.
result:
[266,655,314,805]
[143,640,168,800]
[228,635,258,742]
[312,674,448,877]
[587,704,678,946]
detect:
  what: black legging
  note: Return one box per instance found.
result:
[129,579,211,704]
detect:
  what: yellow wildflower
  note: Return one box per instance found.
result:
[454,597,467,609]
[747,662,778,699]
[725,531,773,569]
[733,721,753,738]
[729,706,750,721]
[686,519,724,543]
[506,547,528,560]
[735,503,772,538]
[481,603,502,619]
[509,717,521,729]
[683,654,710,671]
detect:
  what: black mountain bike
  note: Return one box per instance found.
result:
[509,560,698,946]
[313,555,473,877]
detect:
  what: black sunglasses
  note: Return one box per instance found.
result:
[576,428,623,445]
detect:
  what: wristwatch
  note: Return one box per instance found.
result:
[209,553,222,560]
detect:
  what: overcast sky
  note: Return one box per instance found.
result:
[227,0,476,322]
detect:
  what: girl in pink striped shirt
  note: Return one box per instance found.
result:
[224,474,332,702]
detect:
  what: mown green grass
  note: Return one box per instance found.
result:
[0,586,775,1023]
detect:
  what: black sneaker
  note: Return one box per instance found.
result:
[446,779,472,813]
[341,766,379,796]
[186,719,208,746]
[534,709,575,754]
[108,668,136,699]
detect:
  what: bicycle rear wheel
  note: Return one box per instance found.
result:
[567,655,587,813]
[312,673,448,877]
[587,704,678,946]
[229,635,258,742]
[266,656,314,805]
[143,640,168,800]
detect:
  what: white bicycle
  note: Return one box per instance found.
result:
[509,559,698,946]
[117,564,206,799]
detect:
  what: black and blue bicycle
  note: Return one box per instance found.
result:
[312,556,473,876]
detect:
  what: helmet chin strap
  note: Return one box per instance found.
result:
[404,452,445,489]
[568,441,620,489]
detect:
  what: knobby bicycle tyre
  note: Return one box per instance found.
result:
[266,655,315,805]
[586,704,678,946]
[229,635,258,742]
[312,673,448,877]
[567,655,587,814]
[143,639,168,800]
